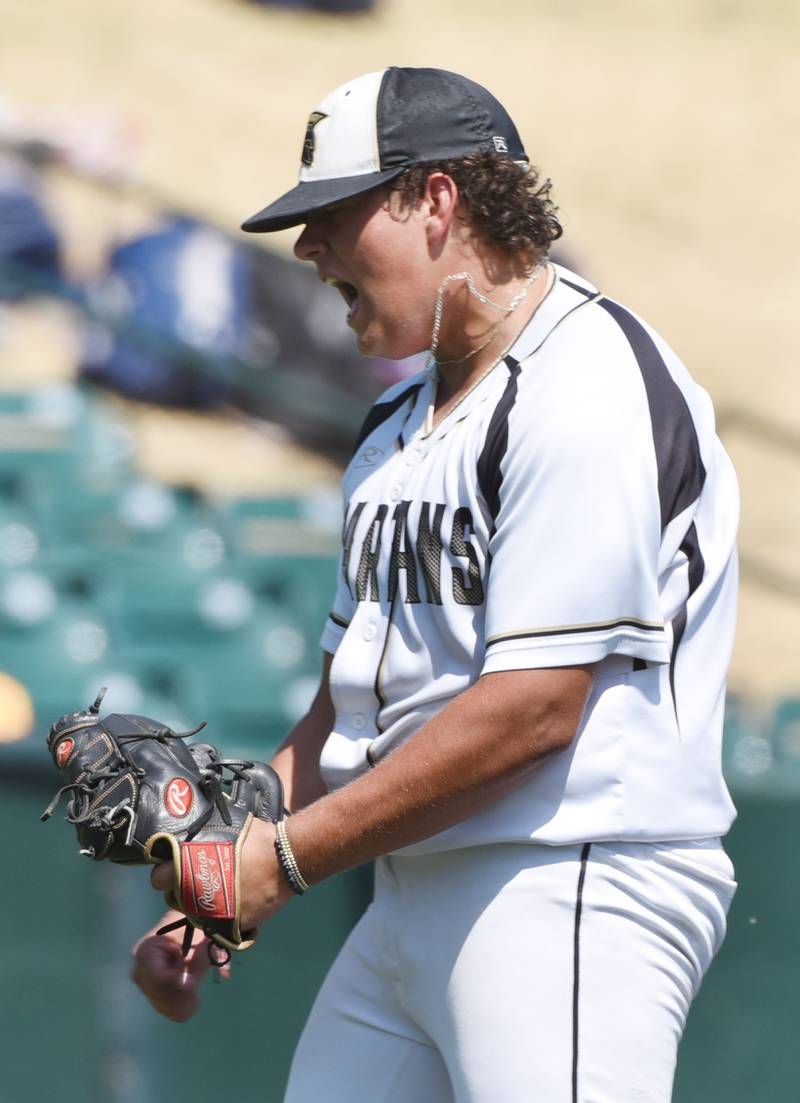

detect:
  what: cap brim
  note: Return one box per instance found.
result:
[241,168,406,233]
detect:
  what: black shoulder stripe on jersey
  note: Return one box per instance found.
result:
[560,277,596,299]
[669,521,706,716]
[351,381,425,456]
[598,298,706,531]
[476,357,522,523]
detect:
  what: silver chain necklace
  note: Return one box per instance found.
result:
[422,261,551,437]
[427,262,544,367]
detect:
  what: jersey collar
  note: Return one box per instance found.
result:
[411,264,601,443]
[504,263,601,365]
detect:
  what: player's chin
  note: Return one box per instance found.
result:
[354,321,421,361]
[349,313,380,356]
[354,330,388,358]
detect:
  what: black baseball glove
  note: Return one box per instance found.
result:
[42,688,284,961]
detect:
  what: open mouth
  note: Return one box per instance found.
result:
[323,276,359,321]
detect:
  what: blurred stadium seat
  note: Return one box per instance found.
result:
[0,383,338,751]
[0,490,41,569]
[765,696,800,791]
[170,602,320,755]
[0,574,113,724]
[219,492,339,640]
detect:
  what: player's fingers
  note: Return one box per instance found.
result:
[209,946,232,981]
[131,934,184,986]
[131,935,203,1022]
[142,977,201,1023]
[150,860,174,891]
[158,992,201,1023]
[183,934,214,983]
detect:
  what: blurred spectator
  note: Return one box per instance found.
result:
[0,154,62,300]
[80,216,246,407]
[80,211,418,457]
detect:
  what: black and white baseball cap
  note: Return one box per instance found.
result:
[241,67,528,234]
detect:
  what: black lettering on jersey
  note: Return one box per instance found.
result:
[341,501,366,598]
[416,501,445,605]
[450,507,485,606]
[388,501,420,604]
[356,505,388,602]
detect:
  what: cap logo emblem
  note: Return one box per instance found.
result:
[165,778,193,818]
[302,111,328,167]
[492,136,509,153]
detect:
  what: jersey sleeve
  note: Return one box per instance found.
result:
[481,356,671,673]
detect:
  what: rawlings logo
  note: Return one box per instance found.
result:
[196,848,224,912]
[165,778,193,818]
[56,738,75,768]
[181,841,234,918]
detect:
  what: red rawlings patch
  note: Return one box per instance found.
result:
[56,737,75,768]
[180,842,235,919]
[164,778,193,818]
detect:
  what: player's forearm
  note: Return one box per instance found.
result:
[286,665,593,885]
[270,653,334,811]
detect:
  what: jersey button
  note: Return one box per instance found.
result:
[389,485,403,501]
[352,714,366,731]
[362,624,377,642]
[405,449,422,467]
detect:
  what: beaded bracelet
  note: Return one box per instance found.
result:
[274,818,309,896]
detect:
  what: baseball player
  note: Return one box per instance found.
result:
[133,68,739,1102]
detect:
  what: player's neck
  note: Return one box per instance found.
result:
[431,261,550,420]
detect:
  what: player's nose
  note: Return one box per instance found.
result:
[294,221,326,262]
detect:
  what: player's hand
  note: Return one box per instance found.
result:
[131,914,221,1022]
[149,818,294,930]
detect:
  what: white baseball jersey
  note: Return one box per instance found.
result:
[318,263,739,850]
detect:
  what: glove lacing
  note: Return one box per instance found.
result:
[41,721,210,855]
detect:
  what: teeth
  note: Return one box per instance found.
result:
[322,276,338,287]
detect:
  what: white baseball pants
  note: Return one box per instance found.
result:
[283,839,735,1103]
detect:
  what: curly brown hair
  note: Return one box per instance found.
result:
[390,154,562,263]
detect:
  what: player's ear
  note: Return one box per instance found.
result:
[423,172,459,252]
